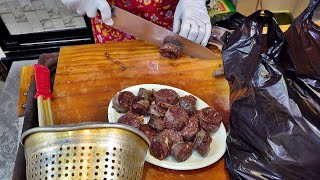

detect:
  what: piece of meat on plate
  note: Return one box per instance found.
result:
[153,89,179,105]
[193,129,212,157]
[139,124,158,141]
[112,91,135,113]
[164,105,189,130]
[171,142,193,162]
[197,107,222,132]
[149,135,170,160]
[159,129,183,148]
[179,95,198,116]
[148,115,165,132]
[132,99,150,116]
[148,103,167,117]
[137,88,154,101]
[117,111,144,129]
[181,116,200,141]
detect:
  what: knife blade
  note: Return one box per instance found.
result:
[110,6,218,60]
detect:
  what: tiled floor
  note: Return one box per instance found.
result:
[0,0,86,35]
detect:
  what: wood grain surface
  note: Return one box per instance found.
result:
[18,66,34,117]
[51,40,230,179]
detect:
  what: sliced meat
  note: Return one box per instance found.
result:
[197,107,222,132]
[153,89,179,105]
[132,99,150,116]
[159,37,183,59]
[137,88,154,101]
[164,106,189,130]
[199,120,220,132]
[181,116,199,141]
[179,95,197,115]
[159,129,183,148]
[112,91,135,113]
[117,111,144,129]
[157,101,174,110]
[171,142,193,162]
[149,136,170,160]
[148,103,167,117]
[139,124,158,141]
[193,129,212,157]
[148,115,165,131]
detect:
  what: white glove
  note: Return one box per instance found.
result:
[173,0,211,46]
[61,0,113,25]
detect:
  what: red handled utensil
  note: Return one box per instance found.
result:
[33,64,54,126]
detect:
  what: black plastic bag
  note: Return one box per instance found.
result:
[222,6,320,180]
[285,0,320,80]
[211,12,246,30]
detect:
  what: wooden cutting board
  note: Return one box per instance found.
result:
[51,40,230,179]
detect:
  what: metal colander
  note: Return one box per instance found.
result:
[21,123,150,180]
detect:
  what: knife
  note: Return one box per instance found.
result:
[110,6,218,60]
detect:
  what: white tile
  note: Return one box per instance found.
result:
[40,19,54,29]
[44,27,55,32]
[42,0,57,10]
[16,22,33,34]
[0,1,11,13]
[74,16,86,28]
[7,1,28,22]
[25,11,43,32]
[32,26,43,32]
[31,0,45,10]
[62,16,76,27]
[18,0,33,11]
[1,13,15,23]
[35,9,50,20]
[47,8,61,18]
[5,22,18,35]
[51,18,65,30]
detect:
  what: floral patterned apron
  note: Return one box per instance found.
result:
[91,0,179,43]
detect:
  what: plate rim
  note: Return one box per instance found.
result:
[107,84,227,170]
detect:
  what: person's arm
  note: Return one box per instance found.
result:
[173,0,212,46]
[61,0,113,25]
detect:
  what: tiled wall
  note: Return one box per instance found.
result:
[0,0,86,35]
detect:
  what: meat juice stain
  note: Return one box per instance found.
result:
[104,52,127,71]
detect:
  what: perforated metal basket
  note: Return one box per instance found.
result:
[21,123,150,180]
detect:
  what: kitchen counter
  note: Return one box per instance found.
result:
[0,60,37,179]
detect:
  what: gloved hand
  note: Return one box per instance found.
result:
[61,0,113,25]
[173,0,212,46]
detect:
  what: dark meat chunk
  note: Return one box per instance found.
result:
[117,111,144,129]
[199,120,220,132]
[139,124,158,141]
[181,116,199,141]
[197,107,222,132]
[159,36,183,59]
[137,88,154,101]
[164,106,189,130]
[149,136,170,160]
[157,101,174,110]
[153,89,179,105]
[112,91,135,113]
[159,129,183,148]
[193,129,212,156]
[171,142,193,162]
[179,95,197,115]
[132,99,150,116]
[148,115,165,131]
[148,103,167,117]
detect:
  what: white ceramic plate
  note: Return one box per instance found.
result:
[108,84,227,170]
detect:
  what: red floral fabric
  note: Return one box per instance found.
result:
[91,0,179,43]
